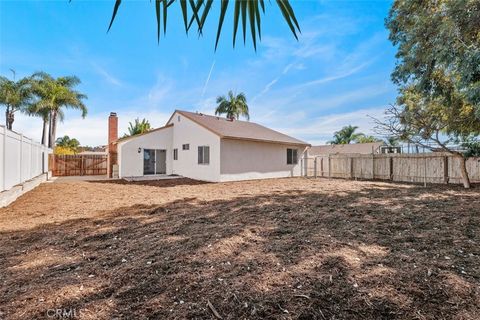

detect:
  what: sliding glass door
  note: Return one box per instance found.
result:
[155,150,166,174]
[143,149,166,175]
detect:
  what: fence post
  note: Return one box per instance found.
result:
[350,157,354,179]
[19,134,23,184]
[2,126,6,191]
[443,156,449,184]
[423,148,427,187]
[389,156,394,181]
[320,158,324,177]
[314,157,317,178]
[328,154,331,178]
[372,153,375,180]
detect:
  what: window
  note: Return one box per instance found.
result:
[182,144,190,150]
[177,115,181,122]
[287,148,298,165]
[173,148,178,160]
[198,146,210,165]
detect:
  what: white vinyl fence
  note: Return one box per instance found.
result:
[0,126,51,192]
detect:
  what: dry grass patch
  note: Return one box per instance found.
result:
[0,177,479,319]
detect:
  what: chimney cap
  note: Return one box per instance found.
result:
[110,112,117,117]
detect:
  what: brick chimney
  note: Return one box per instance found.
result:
[107,112,118,178]
[108,112,118,152]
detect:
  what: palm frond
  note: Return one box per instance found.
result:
[104,0,300,49]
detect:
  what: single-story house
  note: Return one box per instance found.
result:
[308,142,385,156]
[114,110,310,182]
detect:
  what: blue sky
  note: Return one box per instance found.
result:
[0,0,397,146]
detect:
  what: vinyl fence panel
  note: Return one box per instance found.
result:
[1,126,51,192]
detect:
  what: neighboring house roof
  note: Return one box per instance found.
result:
[309,142,385,155]
[171,110,310,146]
[115,124,174,144]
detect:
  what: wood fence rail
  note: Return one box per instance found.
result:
[304,153,480,185]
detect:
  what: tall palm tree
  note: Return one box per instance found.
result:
[24,102,50,146]
[0,73,33,130]
[31,72,87,148]
[328,125,365,144]
[215,91,249,120]
[105,0,300,50]
[124,118,151,137]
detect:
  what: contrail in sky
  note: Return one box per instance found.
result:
[201,60,216,98]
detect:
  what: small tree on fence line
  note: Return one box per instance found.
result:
[373,102,479,189]
[380,0,480,189]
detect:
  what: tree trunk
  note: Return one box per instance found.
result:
[7,112,14,130]
[50,111,58,148]
[48,112,53,149]
[5,108,14,130]
[41,118,48,146]
[458,155,471,189]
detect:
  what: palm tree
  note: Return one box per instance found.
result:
[215,91,249,120]
[356,135,382,143]
[24,102,50,145]
[31,72,87,148]
[124,118,151,137]
[55,135,80,152]
[106,0,300,50]
[0,72,33,130]
[328,125,364,144]
[386,136,400,146]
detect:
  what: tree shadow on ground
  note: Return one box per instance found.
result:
[0,184,479,319]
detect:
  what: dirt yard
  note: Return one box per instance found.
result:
[0,177,479,319]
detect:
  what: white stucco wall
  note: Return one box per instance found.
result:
[118,112,307,182]
[118,126,173,178]
[168,112,221,182]
[219,138,307,182]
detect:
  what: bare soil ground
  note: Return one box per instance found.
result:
[0,177,479,320]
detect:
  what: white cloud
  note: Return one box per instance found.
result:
[275,106,388,145]
[2,110,171,147]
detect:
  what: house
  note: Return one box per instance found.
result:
[111,110,310,182]
[308,142,385,156]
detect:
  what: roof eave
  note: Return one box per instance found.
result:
[115,123,174,145]
[222,136,310,147]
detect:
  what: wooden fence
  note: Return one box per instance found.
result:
[52,154,108,176]
[304,153,480,185]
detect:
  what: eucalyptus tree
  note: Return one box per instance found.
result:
[378,0,480,188]
[215,91,249,120]
[105,0,300,50]
[31,73,87,148]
